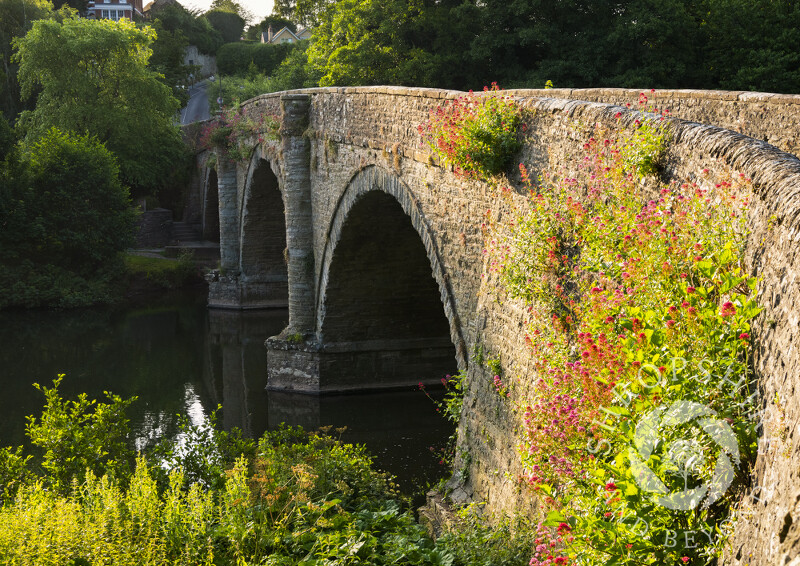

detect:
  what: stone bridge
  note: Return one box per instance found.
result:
[190,86,800,564]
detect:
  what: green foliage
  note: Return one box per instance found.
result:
[273,0,335,27]
[620,120,668,177]
[436,504,539,566]
[0,0,53,121]
[13,16,184,197]
[149,408,256,490]
[149,19,192,107]
[705,0,800,92]
[485,121,760,564]
[148,2,223,55]
[265,41,322,91]
[216,41,295,76]
[206,10,245,44]
[199,103,279,162]
[25,375,136,493]
[0,446,32,504]
[124,253,197,290]
[0,128,136,309]
[420,84,522,179]
[308,0,435,87]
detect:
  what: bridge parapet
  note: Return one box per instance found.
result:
[193,86,800,564]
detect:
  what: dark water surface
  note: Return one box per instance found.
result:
[0,294,454,495]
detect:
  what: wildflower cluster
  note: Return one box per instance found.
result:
[199,104,279,162]
[486,118,760,564]
[418,83,522,179]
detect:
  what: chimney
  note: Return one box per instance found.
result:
[267,25,273,43]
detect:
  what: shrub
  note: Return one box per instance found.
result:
[0,128,136,309]
[216,41,295,76]
[198,103,279,162]
[419,83,521,179]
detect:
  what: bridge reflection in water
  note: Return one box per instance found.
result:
[0,301,453,495]
[205,307,454,492]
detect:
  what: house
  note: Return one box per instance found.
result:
[260,25,312,45]
[87,0,144,20]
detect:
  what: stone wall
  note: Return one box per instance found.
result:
[513,88,800,157]
[184,45,216,79]
[199,86,800,564]
[135,208,172,248]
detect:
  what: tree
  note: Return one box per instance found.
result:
[705,0,800,93]
[205,9,245,43]
[0,0,53,120]
[307,0,435,87]
[149,19,191,106]
[209,0,253,22]
[273,0,336,27]
[148,2,224,55]
[13,16,184,196]
[0,128,136,309]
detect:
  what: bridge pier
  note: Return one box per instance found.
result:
[280,93,316,335]
[265,336,456,394]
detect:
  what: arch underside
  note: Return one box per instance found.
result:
[237,155,288,308]
[202,167,220,242]
[313,166,466,392]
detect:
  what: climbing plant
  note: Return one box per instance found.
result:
[199,104,279,162]
[422,95,762,564]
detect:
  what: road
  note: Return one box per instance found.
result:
[180,80,211,124]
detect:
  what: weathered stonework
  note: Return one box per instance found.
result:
[135,208,173,248]
[192,86,800,564]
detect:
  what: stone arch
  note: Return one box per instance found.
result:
[316,165,467,374]
[201,165,220,242]
[237,147,288,305]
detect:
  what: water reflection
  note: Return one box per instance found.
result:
[0,298,454,495]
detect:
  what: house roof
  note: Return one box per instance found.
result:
[261,26,312,44]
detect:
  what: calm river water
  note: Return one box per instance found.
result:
[0,292,454,495]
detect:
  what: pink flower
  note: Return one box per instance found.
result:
[739,332,750,340]
[721,301,736,317]
[686,286,696,294]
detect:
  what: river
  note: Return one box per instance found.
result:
[0,292,454,496]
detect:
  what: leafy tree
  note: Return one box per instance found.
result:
[205,9,245,43]
[0,128,136,309]
[216,41,294,75]
[266,42,321,90]
[0,0,53,120]
[603,0,708,88]
[148,1,223,55]
[272,0,336,27]
[209,0,252,20]
[13,16,184,196]
[705,0,800,93]
[149,18,191,106]
[308,0,434,86]
[50,0,88,14]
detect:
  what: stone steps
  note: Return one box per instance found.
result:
[172,221,201,242]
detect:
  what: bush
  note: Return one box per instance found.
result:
[0,128,136,309]
[419,83,521,179]
[216,41,295,76]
